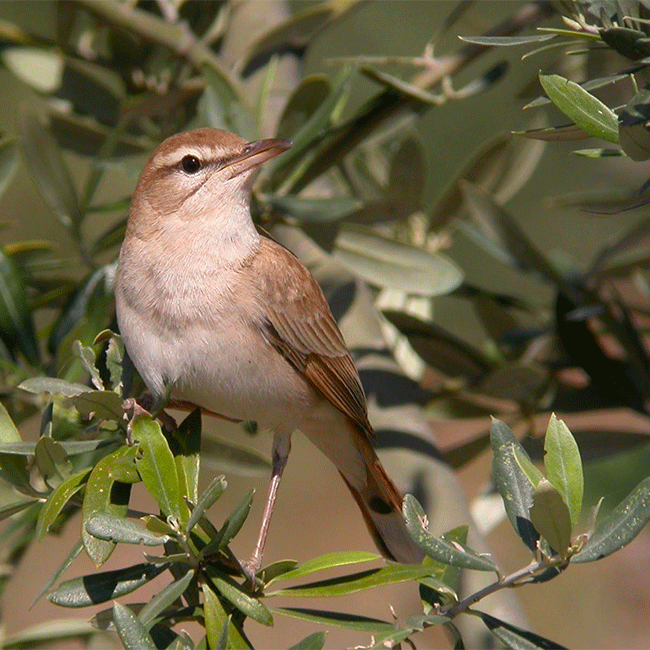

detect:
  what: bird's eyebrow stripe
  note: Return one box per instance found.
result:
[158,145,224,168]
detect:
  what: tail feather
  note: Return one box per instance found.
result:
[302,414,423,564]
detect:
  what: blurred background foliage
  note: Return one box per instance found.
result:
[0,0,650,648]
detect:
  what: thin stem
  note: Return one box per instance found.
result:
[443,556,567,618]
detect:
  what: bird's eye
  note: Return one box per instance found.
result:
[181,155,202,174]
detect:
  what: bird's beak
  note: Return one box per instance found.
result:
[225,138,292,177]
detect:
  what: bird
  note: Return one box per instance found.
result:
[115,127,423,574]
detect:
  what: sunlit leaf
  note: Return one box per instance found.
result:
[209,573,273,626]
[288,632,327,650]
[173,407,201,508]
[113,602,157,650]
[2,47,64,92]
[36,467,90,540]
[202,582,253,650]
[403,496,496,571]
[573,476,650,563]
[200,490,253,558]
[475,610,568,649]
[459,34,556,46]
[490,419,538,552]
[269,563,435,598]
[538,73,618,143]
[3,618,97,650]
[529,479,572,558]
[86,514,169,546]
[544,415,583,529]
[19,377,91,397]
[133,416,182,522]
[619,86,650,161]
[74,390,124,421]
[82,445,136,565]
[187,475,227,533]
[266,551,379,586]
[48,562,169,607]
[138,570,195,628]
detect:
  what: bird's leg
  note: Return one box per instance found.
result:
[242,432,291,581]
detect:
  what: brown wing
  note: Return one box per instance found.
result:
[248,234,372,436]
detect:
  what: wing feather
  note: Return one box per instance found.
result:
[248,235,371,435]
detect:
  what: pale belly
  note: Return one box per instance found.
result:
[117,295,317,433]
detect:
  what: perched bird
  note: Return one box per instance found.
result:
[115,128,422,573]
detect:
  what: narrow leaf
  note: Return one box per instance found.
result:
[490,419,538,552]
[538,73,618,144]
[174,407,202,508]
[272,607,393,632]
[113,602,157,650]
[288,631,327,650]
[201,490,253,557]
[74,390,124,421]
[31,540,84,607]
[86,514,169,546]
[512,445,544,488]
[36,467,90,539]
[210,574,273,626]
[202,582,253,650]
[529,479,572,558]
[334,226,463,297]
[187,475,227,533]
[474,610,568,649]
[266,551,378,586]
[48,562,169,607]
[269,563,435,598]
[138,570,195,628]
[544,414,583,529]
[19,377,91,397]
[0,137,18,198]
[403,496,496,571]
[133,416,182,521]
[572,476,650,563]
[459,34,556,46]
[82,445,136,565]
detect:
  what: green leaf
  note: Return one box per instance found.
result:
[268,195,362,223]
[474,610,568,649]
[529,479,572,558]
[19,111,82,229]
[490,419,538,551]
[0,402,29,488]
[36,468,90,539]
[268,563,435,598]
[0,137,19,199]
[74,390,124,421]
[403,496,496,571]
[0,249,40,365]
[2,47,64,92]
[288,632,327,650]
[104,333,124,391]
[209,574,273,626]
[200,65,255,140]
[459,34,556,46]
[276,76,331,141]
[174,407,202,509]
[0,402,20,442]
[573,476,650,563]
[3,618,97,649]
[201,434,270,477]
[572,147,625,157]
[19,377,91,397]
[538,73,618,144]
[266,551,378,586]
[543,414,583,529]
[138,570,195,628]
[113,602,157,650]
[333,226,463,297]
[48,562,169,607]
[72,340,102,389]
[200,490,253,558]
[202,582,253,650]
[187,475,227,533]
[133,416,182,521]
[82,445,135,565]
[272,607,394,632]
[512,445,544,489]
[86,514,169,546]
[618,86,650,161]
[35,436,71,486]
